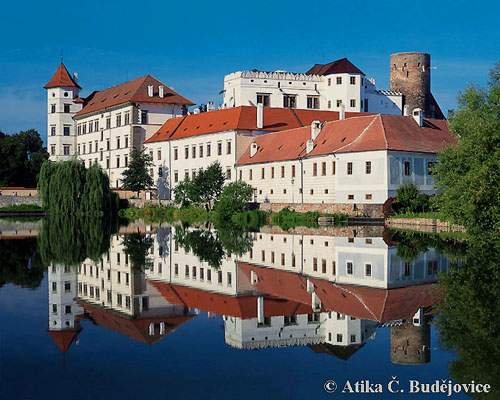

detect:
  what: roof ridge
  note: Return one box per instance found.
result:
[379,114,389,149]
[328,114,379,153]
[290,108,303,126]
[168,115,188,139]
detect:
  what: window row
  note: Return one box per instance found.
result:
[173,140,232,161]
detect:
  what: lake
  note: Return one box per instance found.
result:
[0,219,495,399]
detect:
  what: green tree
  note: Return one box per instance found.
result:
[434,63,500,234]
[194,162,225,210]
[437,237,500,397]
[0,238,45,289]
[173,161,225,210]
[214,181,253,223]
[121,149,153,195]
[121,233,154,270]
[0,129,49,187]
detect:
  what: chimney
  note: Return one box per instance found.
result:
[339,103,346,120]
[310,120,321,141]
[207,101,216,112]
[403,104,410,116]
[412,108,423,127]
[147,85,154,97]
[193,108,201,114]
[250,142,258,157]
[158,85,164,98]
[306,139,314,154]
[73,72,79,82]
[256,103,264,129]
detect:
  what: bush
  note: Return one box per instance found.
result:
[271,208,319,230]
[232,210,269,229]
[395,183,432,214]
[214,181,253,223]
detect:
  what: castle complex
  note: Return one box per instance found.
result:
[45,52,453,211]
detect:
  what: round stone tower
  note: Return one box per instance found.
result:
[390,322,431,365]
[390,52,431,116]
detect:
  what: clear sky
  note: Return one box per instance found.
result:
[0,0,498,138]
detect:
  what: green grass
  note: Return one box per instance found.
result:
[119,205,210,225]
[0,204,43,212]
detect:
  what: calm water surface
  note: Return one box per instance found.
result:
[0,220,487,399]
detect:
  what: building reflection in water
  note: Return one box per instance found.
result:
[48,225,447,364]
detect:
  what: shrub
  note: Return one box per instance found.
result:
[395,183,431,214]
[214,181,253,223]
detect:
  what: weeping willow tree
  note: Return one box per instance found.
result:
[37,160,119,265]
[38,160,118,216]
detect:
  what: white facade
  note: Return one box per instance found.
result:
[46,87,82,161]
[237,149,438,205]
[73,102,184,187]
[223,70,402,115]
[48,263,82,330]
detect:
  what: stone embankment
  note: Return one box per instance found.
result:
[386,217,465,233]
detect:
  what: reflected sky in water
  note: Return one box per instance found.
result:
[0,222,471,399]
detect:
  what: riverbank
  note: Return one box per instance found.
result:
[119,205,349,229]
[0,204,46,218]
[386,212,465,234]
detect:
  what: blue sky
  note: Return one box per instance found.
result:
[0,0,498,139]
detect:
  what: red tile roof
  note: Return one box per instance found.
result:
[237,114,456,165]
[145,106,349,144]
[44,63,81,89]
[48,328,81,353]
[306,58,365,76]
[78,300,193,345]
[149,280,311,318]
[237,262,442,323]
[75,75,193,118]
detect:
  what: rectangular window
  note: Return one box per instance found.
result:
[312,163,317,176]
[336,99,342,107]
[63,126,70,136]
[174,147,178,160]
[217,142,222,156]
[117,137,121,149]
[192,145,196,158]
[347,262,353,275]
[327,78,331,86]
[350,99,356,108]
[174,171,178,183]
[271,167,275,179]
[199,145,204,158]
[291,165,296,178]
[184,146,189,159]
[256,93,270,106]
[350,76,356,85]
[307,96,320,109]
[124,112,130,125]
[50,125,56,136]
[283,94,296,108]
[404,161,412,176]
[140,110,148,124]
[64,104,71,113]
[261,168,265,179]
[206,143,211,156]
[365,161,372,174]
[365,264,372,276]
[226,168,231,180]
[106,117,111,129]
[50,104,56,113]
[365,193,373,200]
[116,157,120,168]
[124,136,128,148]
[322,259,327,274]
[63,145,70,156]
[313,258,318,271]
[249,169,252,180]
[347,162,353,175]
[157,150,161,161]
[332,161,336,175]
[427,161,435,175]
[116,114,122,127]
[227,141,232,155]
[321,162,326,176]
[281,165,285,178]
[336,77,342,85]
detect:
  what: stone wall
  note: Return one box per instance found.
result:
[260,224,385,238]
[0,195,41,207]
[386,217,465,233]
[259,202,385,218]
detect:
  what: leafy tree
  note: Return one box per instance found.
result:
[0,129,49,187]
[121,233,154,270]
[214,180,253,223]
[437,236,500,395]
[121,149,153,195]
[434,63,500,234]
[0,238,45,289]
[195,162,225,210]
[173,162,225,210]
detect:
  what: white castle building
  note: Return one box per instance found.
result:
[222,58,403,114]
[44,63,193,187]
